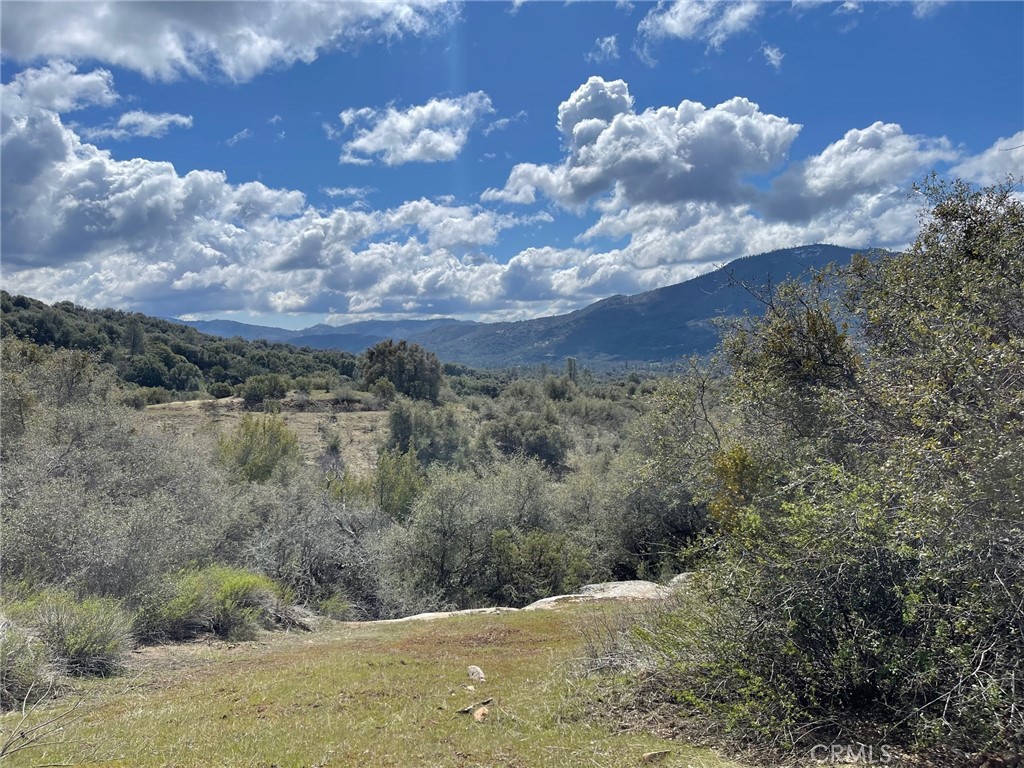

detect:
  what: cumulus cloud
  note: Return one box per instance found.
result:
[337,92,494,165]
[81,111,194,141]
[486,76,800,208]
[1,60,117,113]
[0,1,458,82]
[951,132,1024,186]
[0,66,995,326]
[586,35,620,63]
[761,121,959,222]
[638,0,762,59]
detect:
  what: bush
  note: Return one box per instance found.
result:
[208,381,233,399]
[135,566,290,642]
[241,374,288,406]
[486,412,572,470]
[0,616,56,710]
[15,592,133,677]
[218,414,299,483]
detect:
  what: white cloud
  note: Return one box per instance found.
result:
[0,67,997,326]
[586,35,620,63]
[483,110,527,136]
[951,132,1024,186]
[486,76,801,208]
[1,60,117,113]
[81,111,193,141]
[912,1,948,19]
[267,114,283,125]
[337,92,494,165]
[761,121,959,222]
[0,1,458,82]
[638,0,762,60]
[321,186,376,200]
[761,43,784,71]
[226,128,253,147]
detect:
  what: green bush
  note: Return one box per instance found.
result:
[241,373,288,406]
[218,414,299,483]
[136,566,286,642]
[15,592,133,677]
[0,616,56,710]
[208,381,233,399]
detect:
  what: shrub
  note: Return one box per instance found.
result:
[218,414,299,483]
[135,566,289,642]
[208,381,233,399]
[0,616,56,710]
[241,373,288,406]
[16,592,133,677]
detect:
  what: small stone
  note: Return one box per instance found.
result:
[640,750,671,763]
[467,665,486,682]
[472,706,489,723]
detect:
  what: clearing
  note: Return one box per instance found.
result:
[144,395,386,476]
[1,604,742,768]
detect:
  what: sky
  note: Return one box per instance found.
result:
[1,1,1022,329]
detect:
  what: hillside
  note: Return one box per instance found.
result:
[177,244,867,366]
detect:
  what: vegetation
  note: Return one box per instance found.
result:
[588,177,1024,758]
[0,609,742,768]
[360,338,444,402]
[0,176,1017,762]
[0,292,358,403]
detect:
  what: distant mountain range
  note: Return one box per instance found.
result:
[179,244,870,367]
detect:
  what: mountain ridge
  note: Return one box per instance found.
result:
[178,244,871,366]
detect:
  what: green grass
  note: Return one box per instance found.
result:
[0,606,743,767]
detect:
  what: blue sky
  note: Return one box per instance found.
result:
[2,1,1021,329]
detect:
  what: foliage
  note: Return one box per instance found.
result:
[0,291,358,392]
[611,178,1024,754]
[381,460,592,608]
[386,398,468,467]
[0,617,55,710]
[9,592,133,677]
[240,373,288,405]
[360,339,443,402]
[486,411,572,471]
[218,414,300,483]
[135,566,288,642]
[0,343,244,599]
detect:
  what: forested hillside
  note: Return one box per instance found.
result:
[0,293,359,402]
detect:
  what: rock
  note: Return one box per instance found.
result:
[579,581,672,600]
[668,572,694,588]
[640,750,672,763]
[521,580,673,611]
[472,705,489,723]
[467,665,486,682]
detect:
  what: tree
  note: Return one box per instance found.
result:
[360,340,443,402]
[621,178,1024,753]
[241,373,288,406]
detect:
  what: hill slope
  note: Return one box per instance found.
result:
[178,243,865,366]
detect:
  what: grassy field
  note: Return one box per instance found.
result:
[144,395,387,476]
[0,605,743,768]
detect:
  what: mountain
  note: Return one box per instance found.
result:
[176,244,868,366]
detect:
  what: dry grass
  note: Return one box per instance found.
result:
[0,606,745,768]
[144,394,387,476]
